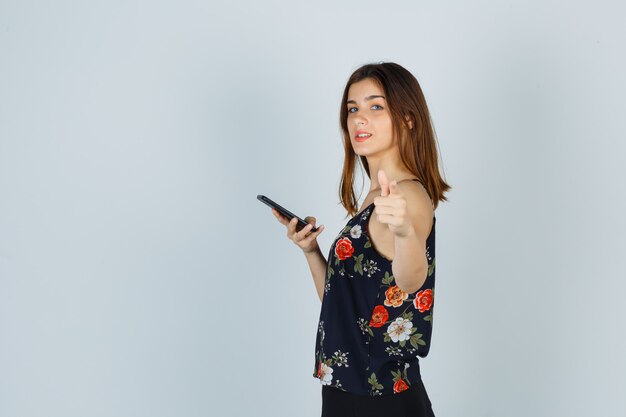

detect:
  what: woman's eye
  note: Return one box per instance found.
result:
[347,105,383,113]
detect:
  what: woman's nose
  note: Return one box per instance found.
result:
[354,116,366,126]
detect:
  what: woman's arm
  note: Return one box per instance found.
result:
[303,246,327,303]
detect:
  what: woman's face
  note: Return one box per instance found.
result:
[346,78,394,156]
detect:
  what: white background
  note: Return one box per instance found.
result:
[1,1,625,416]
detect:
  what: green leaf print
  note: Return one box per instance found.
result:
[410,333,426,349]
[381,271,394,285]
[391,370,401,380]
[353,253,364,275]
[364,240,371,249]
[423,314,432,322]
[401,311,414,321]
[327,265,334,280]
[368,372,384,390]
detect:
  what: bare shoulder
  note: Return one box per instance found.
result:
[396,180,434,238]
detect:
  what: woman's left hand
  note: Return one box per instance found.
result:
[373,169,414,238]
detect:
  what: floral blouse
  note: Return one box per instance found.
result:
[313,181,436,396]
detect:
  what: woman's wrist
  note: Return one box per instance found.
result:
[302,243,321,255]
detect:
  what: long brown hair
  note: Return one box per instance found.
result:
[338,62,451,218]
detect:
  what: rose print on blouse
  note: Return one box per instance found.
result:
[392,367,410,393]
[369,305,389,328]
[393,379,409,393]
[384,285,408,308]
[334,237,354,261]
[414,289,433,312]
[414,288,434,323]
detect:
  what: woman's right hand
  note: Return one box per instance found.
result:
[271,208,325,253]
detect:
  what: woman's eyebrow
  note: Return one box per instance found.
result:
[346,95,386,104]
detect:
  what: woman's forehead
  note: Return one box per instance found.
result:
[347,79,385,101]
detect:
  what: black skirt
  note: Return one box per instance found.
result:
[321,379,435,417]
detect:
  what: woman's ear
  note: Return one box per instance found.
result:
[404,114,414,130]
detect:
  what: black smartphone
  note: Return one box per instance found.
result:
[257,194,318,232]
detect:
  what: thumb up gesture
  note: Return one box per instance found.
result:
[373,170,413,238]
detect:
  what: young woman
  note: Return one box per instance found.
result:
[271,62,450,417]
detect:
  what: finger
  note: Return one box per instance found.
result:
[376,213,402,227]
[378,169,390,196]
[304,216,317,226]
[287,216,299,235]
[299,224,325,245]
[389,178,399,195]
[293,222,315,241]
[272,208,289,225]
[274,210,293,227]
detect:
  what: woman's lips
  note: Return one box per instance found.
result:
[355,134,372,142]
